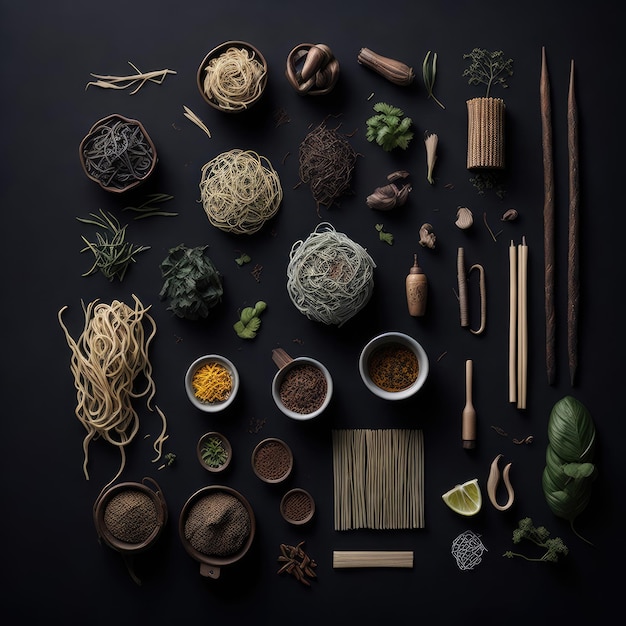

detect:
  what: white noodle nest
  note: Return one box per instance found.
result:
[286,222,376,326]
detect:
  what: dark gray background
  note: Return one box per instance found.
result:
[1,1,622,623]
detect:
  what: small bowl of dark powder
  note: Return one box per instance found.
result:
[271,348,333,420]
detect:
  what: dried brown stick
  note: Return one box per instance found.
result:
[457,248,469,327]
[567,60,579,386]
[541,47,556,385]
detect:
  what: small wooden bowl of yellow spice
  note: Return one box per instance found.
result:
[185,355,239,413]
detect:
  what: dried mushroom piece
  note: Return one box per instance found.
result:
[366,171,412,211]
[455,206,474,229]
[419,223,436,249]
[501,208,518,221]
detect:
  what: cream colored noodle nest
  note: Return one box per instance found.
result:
[199,149,283,234]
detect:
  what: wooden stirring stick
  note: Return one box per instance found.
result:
[462,359,476,449]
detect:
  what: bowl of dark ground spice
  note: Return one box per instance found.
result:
[359,331,429,401]
[251,437,293,484]
[280,488,315,525]
[271,348,333,420]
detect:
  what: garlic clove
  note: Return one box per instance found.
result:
[501,208,518,221]
[455,206,474,229]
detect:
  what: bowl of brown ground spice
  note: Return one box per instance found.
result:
[271,348,333,420]
[251,437,293,484]
[359,331,429,401]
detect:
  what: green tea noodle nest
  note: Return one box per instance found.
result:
[203,46,266,111]
[286,222,376,326]
[200,149,283,234]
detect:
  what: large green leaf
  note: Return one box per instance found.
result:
[547,395,596,462]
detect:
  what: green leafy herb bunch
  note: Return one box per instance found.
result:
[463,48,513,98]
[365,102,413,151]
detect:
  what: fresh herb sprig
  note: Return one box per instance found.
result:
[201,437,228,468]
[422,51,445,109]
[78,209,150,281]
[463,48,514,98]
[503,517,569,563]
[123,193,177,219]
[375,223,394,245]
[365,103,413,152]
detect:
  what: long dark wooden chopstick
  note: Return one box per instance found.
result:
[567,59,579,386]
[541,47,556,385]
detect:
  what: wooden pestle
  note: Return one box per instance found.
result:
[462,359,476,449]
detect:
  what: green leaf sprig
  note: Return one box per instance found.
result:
[201,437,229,468]
[422,51,445,109]
[234,301,267,339]
[77,209,150,281]
[375,224,394,245]
[365,103,413,152]
[462,48,514,98]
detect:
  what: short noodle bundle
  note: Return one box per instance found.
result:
[202,46,266,111]
[286,222,376,326]
[200,149,283,234]
[58,295,162,487]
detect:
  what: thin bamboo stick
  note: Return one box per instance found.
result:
[517,237,528,409]
[457,247,469,327]
[509,241,517,403]
[567,60,579,386]
[541,47,556,385]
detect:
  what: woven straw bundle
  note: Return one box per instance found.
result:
[466,97,506,169]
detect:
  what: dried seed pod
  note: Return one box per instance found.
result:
[357,47,415,86]
[419,223,436,249]
[455,206,474,229]
[501,208,518,221]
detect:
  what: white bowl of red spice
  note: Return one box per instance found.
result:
[359,332,429,400]
[271,348,333,420]
[185,354,239,413]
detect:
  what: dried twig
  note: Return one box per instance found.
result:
[86,62,176,94]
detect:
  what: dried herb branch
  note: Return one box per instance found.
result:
[77,209,149,281]
[463,48,513,98]
[86,62,176,94]
[277,542,317,586]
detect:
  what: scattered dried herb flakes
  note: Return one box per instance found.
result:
[277,541,317,586]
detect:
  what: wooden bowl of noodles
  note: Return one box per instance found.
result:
[197,41,268,112]
[79,113,157,193]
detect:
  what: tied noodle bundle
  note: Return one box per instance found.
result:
[200,149,283,234]
[286,222,376,326]
[298,122,357,210]
[202,46,266,111]
[58,295,161,488]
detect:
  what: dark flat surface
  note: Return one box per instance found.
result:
[1,1,623,623]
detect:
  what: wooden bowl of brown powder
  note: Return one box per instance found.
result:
[251,438,293,484]
[271,349,333,420]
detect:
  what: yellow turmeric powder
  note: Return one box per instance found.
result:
[192,362,232,403]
